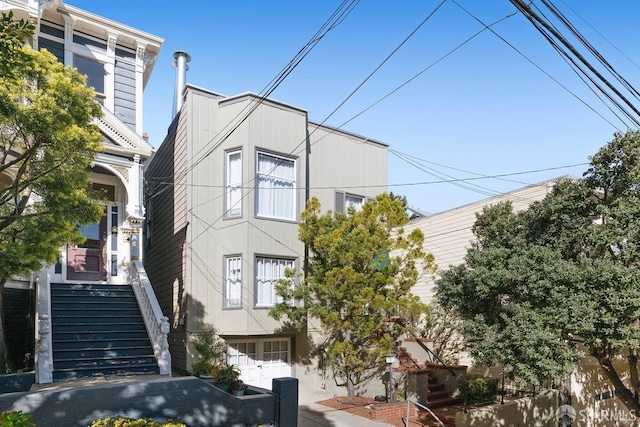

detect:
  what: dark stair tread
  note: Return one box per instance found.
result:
[53,345,153,352]
[54,358,157,369]
[50,282,159,381]
[52,313,141,317]
[52,337,148,344]
[423,396,462,409]
[53,367,160,380]
[53,365,159,374]
[428,383,446,392]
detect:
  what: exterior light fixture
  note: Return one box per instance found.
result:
[386,353,396,402]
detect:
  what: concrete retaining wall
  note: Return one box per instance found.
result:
[0,376,293,427]
[455,389,558,427]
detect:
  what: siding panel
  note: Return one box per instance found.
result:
[144,112,189,370]
[114,60,136,129]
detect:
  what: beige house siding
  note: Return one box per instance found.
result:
[144,85,389,397]
[408,179,557,304]
[405,180,558,368]
[308,123,387,212]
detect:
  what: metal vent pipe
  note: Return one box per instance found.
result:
[172,51,191,117]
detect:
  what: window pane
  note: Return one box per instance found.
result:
[346,194,364,212]
[226,151,242,217]
[256,153,295,220]
[225,256,242,308]
[74,55,105,94]
[255,257,294,307]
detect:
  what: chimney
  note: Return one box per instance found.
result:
[172,51,191,118]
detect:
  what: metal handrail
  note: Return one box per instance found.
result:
[405,399,446,427]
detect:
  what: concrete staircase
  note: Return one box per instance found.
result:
[398,338,462,408]
[50,283,159,380]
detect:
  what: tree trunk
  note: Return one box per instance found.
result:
[346,372,356,402]
[0,281,6,373]
[594,347,640,413]
[628,349,640,399]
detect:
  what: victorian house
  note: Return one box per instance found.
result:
[1,0,168,383]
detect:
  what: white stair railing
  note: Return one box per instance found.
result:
[35,268,53,384]
[131,260,171,375]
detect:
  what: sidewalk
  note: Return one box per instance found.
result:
[298,390,394,427]
[299,401,394,426]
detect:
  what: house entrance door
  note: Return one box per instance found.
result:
[67,212,107,281]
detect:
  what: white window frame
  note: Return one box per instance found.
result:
[225,149,243,218]
[255,151,296,221]
[224,255,242,308]
[255,256,295,308]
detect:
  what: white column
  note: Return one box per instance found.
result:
[126,154,143,219]
[135,43,147,136]
[62,15,74,67]
[104,32,118,113]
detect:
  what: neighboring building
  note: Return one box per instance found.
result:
[407,179,557,313]
[3,0,162,286]
[406,178,637,424]
[405,179,556,369]
[143,74,388,397]
[1,0,165,381]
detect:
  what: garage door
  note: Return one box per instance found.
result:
[227,338,292,390]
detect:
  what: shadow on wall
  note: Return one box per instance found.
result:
[0,377,278,427]
[570,356,637,427]
[455,389,558,427]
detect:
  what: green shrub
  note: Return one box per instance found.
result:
[0,411,35,427]
[191,359,215,377]
[458,374,499,404]
[192,330,225,366]
[88,417,186,427]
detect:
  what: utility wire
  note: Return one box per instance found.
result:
[389,149,530,186]
[541,0,640,100]
[452,0,622,131]
[527,1,638,128]
[292,10,517,157]
[184,2,448,247]
[148,0,361,200]
[558,0,640,72]
[155,161,588,191]
[509,0,640,126]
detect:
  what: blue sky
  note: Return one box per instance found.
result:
[77,1,640,213]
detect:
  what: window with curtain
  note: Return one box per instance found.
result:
[224,256,242,308]
[345,194,365,212]
[226,150,242,218]
[255,257,294,307]
[256,152,295,220]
